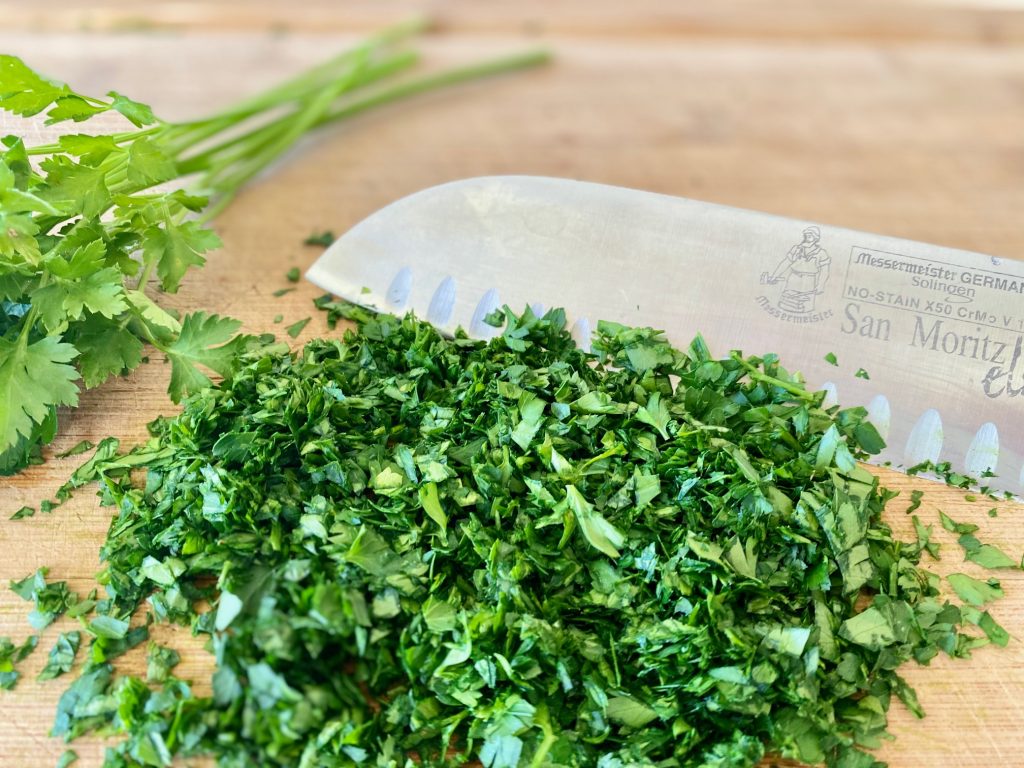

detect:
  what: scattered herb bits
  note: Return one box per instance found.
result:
[0,635,38,690]
[9,505,34,520]
[285,316,311,338]
[303,230,337,247]
[39,306,1009,768]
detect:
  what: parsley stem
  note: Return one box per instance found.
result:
[172,52,419,177]
[189,49,548,220]
[314,49,551,128]
[135,254,158,291]
[730,353,817,402]
[197,52,374,222]
[174,16,428,130]
[196,49,549,217]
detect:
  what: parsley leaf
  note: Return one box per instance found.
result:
[165,312,247,402]
[0,334,79,450]
[143,220,222,293]
[0,54,69,116]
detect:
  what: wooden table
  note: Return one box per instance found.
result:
[1,2,1023,765]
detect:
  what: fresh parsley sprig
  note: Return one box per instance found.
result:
[0,21,549,473]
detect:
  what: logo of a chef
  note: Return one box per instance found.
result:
[758,226,832,318]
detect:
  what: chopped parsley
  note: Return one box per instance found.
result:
[22,306,1012,768]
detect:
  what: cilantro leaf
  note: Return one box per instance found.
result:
[939,510,978,535]
[146,643,180,683]
[10,568,77,629]
[636,390,671,440]
[57,134,118,165]
[10,505,34,520]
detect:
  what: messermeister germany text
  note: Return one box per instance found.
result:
[838,246,1024,398]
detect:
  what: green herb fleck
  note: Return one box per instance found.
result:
[303,230,336,247]
[10,569,77,629]
[146,643,180,683]
[939,510,978,535]
[55,440,96,459]
[906,489,924,515]
[38,631,81,681]
[10,505,35,520]
[958,535,1018,570]
[0,635,38,689]
[285,317,310,339]
[947,574,1003,606]
[912,515,940,559]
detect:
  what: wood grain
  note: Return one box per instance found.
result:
[1,3,1023,766]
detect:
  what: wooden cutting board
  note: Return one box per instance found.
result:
[1,2,1022,766]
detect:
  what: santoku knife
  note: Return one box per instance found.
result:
[306,176,1024,493]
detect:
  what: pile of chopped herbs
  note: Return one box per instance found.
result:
[17,307,1016,767]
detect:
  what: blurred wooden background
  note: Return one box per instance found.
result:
[0,2,1023,766]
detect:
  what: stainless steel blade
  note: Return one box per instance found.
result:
[306,175,1024,492]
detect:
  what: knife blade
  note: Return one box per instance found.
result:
[306,175,1024,493]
